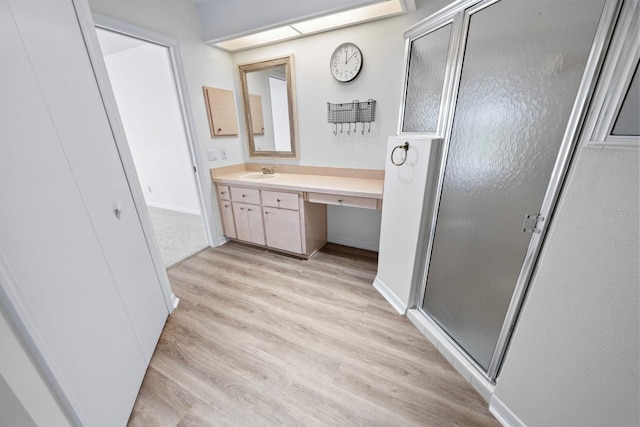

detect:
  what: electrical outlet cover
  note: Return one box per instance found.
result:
[220,148,227,160]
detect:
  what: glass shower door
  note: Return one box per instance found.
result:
[402,22,452,133]
[421,0,606,372]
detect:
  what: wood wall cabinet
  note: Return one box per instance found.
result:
[203,86,239,137]
[216,184,326,258]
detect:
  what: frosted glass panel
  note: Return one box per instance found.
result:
[422,0,605,370]
[612,62,640,136]
[403,24,451,132]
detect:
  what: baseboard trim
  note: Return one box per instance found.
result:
[489,395,526,427]
[213,236,228,247]
[407,308,495,403]
[328,237,379,253]
[170,293,180,312]
[372,276,407,315]
[146,202,200,216]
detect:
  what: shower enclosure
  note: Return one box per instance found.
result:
[400,0,620,380]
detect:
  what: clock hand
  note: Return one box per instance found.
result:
[346,52,357,63]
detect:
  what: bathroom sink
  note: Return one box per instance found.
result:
[239,172,279,180]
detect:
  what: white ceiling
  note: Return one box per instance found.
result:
[194,0,388,42]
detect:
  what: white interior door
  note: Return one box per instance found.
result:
[0,0,169,424]
[8,0,168,364]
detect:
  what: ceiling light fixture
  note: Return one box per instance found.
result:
[291,0,405,35]
[212,0,411,52]
[215,25,302,51]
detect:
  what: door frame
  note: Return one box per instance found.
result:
[404,0,623,381]
[79,11,214,312]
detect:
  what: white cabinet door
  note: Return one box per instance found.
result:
[0,0,168,425]
[263,208,302,253]
[233,202,265,245]
[219,201,237,238]
[233,203,251,242]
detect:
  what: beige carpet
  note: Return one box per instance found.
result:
[146,206,208,267]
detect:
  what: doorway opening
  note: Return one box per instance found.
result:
[95,28,208,267]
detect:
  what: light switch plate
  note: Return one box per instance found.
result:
[207,148,219,161]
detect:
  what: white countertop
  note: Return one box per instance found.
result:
[213,171,383,199]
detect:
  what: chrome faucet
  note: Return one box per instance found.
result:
[260,166,276,175]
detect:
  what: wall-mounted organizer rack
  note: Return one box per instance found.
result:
[327,99,376,135]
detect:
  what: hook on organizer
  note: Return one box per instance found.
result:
[391,142,409,166]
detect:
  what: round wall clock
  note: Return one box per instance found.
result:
[330,42,363,82]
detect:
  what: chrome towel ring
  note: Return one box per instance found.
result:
[391,141,409,166]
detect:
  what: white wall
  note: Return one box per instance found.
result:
[231,11,434,170]
[492,144,639,426]
[103,42,201,214]
[88,0,241,242]
[230,1,450,250]
[375,136,441,311]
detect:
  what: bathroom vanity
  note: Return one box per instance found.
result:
[212,166,383,258]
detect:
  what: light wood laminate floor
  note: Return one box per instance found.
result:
[128,242,500,426]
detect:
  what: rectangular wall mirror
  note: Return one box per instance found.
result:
[239,55,299,159]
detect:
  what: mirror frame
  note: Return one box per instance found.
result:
[238,55,299,159]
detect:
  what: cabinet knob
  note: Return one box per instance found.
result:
[240,207,244,210]
[242,194,246,198]
[224,204,229,207]
[217,128,222,132]
[276,198,281,202]
[221,191,226,194]
[265,211,269,215]
[338,199,343,203]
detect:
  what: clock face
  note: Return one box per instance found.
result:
[330,43,363,82]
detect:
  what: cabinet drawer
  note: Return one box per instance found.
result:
[307,192,378,210]
[262,190,300,210]
[217,184,231,200]
[230,186,260,205]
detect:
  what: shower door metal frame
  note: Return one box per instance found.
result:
[403,0,623,381]
[588,1,640,148]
